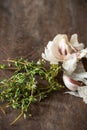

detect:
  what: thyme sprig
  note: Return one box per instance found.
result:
[0,58,64,124]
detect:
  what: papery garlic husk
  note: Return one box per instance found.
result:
[63,70,87,91]
[62,53,78,75]
[66,86,87,104]
[42,34,87,75]
[42,34,85,64]
[42,34,71,64]
[70,34,84,51]
[42,41,59,64]
[52,34,70,60]
[77,86,87,103]
[77,48,87,59]
[63,74,82,91]
[72,72,87,85]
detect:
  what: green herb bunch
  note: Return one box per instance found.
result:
[0,58,64,124]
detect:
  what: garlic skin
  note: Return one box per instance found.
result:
[63,70,87,91]
[78,86,87,104]
[72,72,87,85]
[42,41,59,64]
[70,34,84,51]
[42,34,70,64]
[52,34,70,61]
[63,60,87,104]
[42,33,87,102]
[42,34,86,74]
[66,86,87,104]
[63,74,81,91]
[62,53,78,75]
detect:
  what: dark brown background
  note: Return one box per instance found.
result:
[0,0,87,130]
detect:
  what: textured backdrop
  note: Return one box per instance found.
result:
[0,0,87,130]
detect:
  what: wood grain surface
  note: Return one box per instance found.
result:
[0,0,87,130]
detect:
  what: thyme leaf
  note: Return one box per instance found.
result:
[0,58,64,123]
